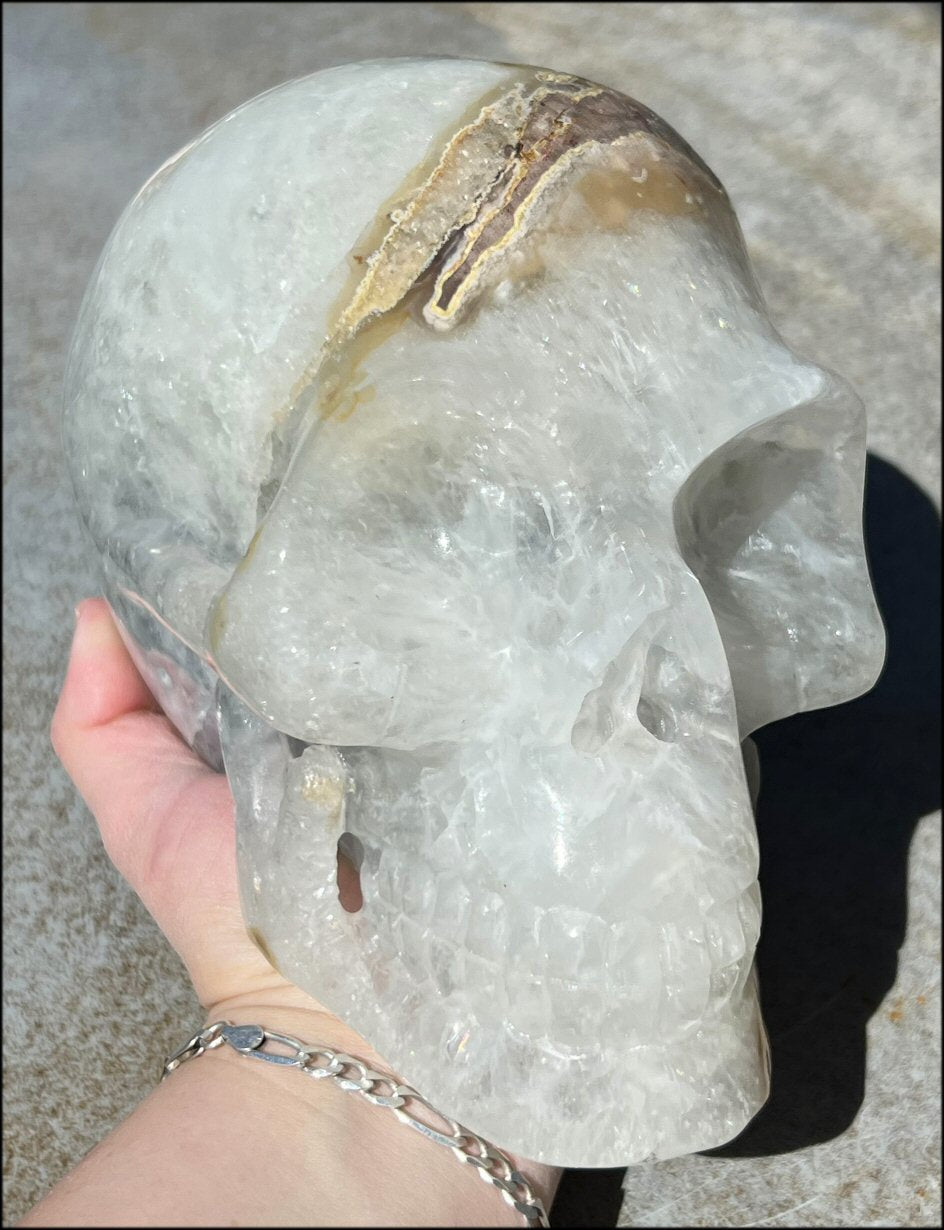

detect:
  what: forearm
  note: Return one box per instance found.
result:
[20,1004,559,1227]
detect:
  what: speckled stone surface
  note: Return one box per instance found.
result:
[3,3,940,1225]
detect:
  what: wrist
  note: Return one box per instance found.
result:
[205,987,399,1078]
[200,995,561,1221]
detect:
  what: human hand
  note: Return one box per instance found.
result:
[50,597,385,1058]
[43,597,559,1226]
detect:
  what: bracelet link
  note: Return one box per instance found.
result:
[163,1020,550,1228]
[161,1021,226,1079]
[220,1024,308,1067]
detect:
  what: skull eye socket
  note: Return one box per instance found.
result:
[673,430,826,735]
[672,393,882,735]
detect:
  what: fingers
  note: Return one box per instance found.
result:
[50,599,234,920]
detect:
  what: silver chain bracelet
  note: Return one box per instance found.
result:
[163,1021,550,1227]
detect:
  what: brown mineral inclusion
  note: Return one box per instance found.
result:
[326,68,726,354]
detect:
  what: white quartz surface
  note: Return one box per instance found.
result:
[3,3,939,1224]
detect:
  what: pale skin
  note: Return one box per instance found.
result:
[22,598,560,1227]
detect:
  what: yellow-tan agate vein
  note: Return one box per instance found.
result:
[327,69,724,350]
[266,67,727,450]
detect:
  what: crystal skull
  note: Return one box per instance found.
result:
[63,57,886,1167]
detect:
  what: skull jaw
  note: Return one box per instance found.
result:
[218,682,771,1168]
[102,577,772,1166]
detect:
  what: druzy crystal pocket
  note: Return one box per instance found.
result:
[64,58,885,1166]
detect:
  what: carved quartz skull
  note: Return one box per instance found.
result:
[64,58,885,1167]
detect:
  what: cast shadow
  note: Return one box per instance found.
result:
[552,1166,628,1228]
[551,454,941,1223]
[708,452,941,1158]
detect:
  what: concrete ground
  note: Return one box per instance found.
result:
[3,3,940,1226]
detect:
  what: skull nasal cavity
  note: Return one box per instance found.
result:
[571,633,691,754]
[635,644,684,742]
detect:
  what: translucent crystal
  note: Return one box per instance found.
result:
[63,58,885,1166]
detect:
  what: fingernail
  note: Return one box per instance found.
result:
[74,598,98,625]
